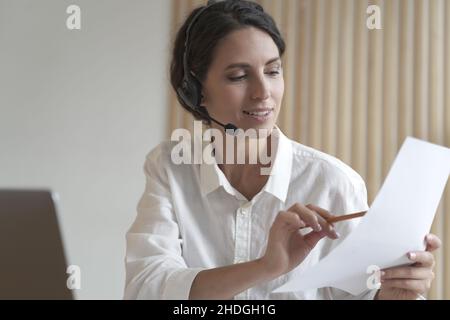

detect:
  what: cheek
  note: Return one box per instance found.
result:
[273,80,285,105]
[217,86,247,110]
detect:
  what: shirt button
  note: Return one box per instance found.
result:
[240,208,248,215]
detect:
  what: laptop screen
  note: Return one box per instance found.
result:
[0,190,74,299]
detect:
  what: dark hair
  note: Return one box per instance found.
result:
[170,0,286,124]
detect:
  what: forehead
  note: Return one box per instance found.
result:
[209,27,280,69]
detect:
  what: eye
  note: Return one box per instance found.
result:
[228,75,247,82]
[266,67,282,77]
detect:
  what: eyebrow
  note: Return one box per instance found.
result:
[224,57,281,71]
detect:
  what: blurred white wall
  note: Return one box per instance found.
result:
[0,0,171,299]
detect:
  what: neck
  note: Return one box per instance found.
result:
[211,127,275,179]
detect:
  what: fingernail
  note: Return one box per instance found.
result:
[408,252,416,260]
[334,231,340,238]
[316,225,322,232]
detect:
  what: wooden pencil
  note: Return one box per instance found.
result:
[326,211,367,224]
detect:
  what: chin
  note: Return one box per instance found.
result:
[237,122,276,137]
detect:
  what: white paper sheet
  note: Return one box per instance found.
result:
[273,137,450,295]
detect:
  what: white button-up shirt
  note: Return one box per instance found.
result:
[124,128,377,300]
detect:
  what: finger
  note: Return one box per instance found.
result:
[306,204,334,222]
[381,267,434,281]
[275,211,305,231]
[288,203,322,232]
[291,203,337,238]
[302,229,328,249]
[381,279,431,295]
[304,204,339,239]
[408,251,435,268]
[425,234,442,252]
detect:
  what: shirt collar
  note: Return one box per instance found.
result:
[262,127,293,202]
[199,127,293,203]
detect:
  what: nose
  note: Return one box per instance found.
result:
[250,74,270,101]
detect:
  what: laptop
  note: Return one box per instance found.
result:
[0,190,74,299]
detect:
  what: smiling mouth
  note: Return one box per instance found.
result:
[243,109,274,117]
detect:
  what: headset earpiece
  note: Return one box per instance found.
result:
[177,72,203,111]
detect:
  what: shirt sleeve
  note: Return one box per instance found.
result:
[124,144,206,300]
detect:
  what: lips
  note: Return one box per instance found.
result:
[243,109,274,117]
[242,108,274,122]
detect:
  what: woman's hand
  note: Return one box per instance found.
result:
[376,233,441,300]
[260,203,339,278]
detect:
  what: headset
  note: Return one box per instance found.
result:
[176,0,239,132]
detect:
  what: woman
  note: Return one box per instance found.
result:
[124,0,440,300]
